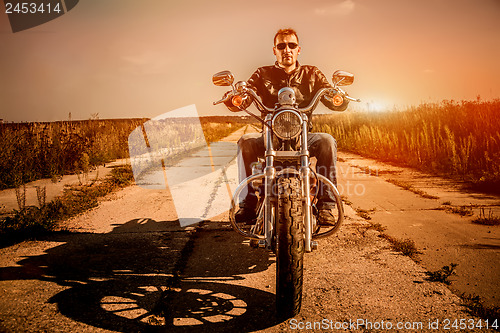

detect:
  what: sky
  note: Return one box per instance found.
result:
[1,0,499,122]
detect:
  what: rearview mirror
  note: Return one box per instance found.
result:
[212,71,235,86]
[332,70,354,86]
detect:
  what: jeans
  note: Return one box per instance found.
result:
[237,132,338,209]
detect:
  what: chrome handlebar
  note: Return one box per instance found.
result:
[213,92,232,105]
[345,96,361,102]
[214,85,360,113]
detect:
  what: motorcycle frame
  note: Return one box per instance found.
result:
[215,70,359,254]
[229,109,344,253]
[263,111,313,252]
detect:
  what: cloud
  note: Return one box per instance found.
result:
[314,0,355,16]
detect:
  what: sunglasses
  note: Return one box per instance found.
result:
[276,42,298,50]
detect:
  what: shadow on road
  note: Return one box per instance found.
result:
[0,218,280,332]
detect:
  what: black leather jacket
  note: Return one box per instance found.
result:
[226,62,348,116]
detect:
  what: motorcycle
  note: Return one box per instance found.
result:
[212,70,360,318]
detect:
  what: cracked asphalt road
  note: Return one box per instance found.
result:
[0,126,498,332]
[337,152,500,309]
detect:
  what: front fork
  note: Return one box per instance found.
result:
[263,116,275,251]
[299,114,314,252]
[231,114,316,252]
[263,114,314,252]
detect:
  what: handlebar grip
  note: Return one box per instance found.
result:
[345,96,361,102]
[213,91,234,105]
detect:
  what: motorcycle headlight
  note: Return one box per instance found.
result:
[272,110,303,140]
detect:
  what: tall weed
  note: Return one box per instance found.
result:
[313,99,500,192]
[0,119,147,189]
[0,117,246,190]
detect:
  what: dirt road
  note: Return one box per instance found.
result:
[0,126,498,332]
[337,152,500,309]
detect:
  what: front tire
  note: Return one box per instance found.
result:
[276,177,304,319]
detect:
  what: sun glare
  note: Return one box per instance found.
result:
[365,101,387,112]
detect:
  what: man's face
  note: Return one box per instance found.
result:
[273,34,301,68]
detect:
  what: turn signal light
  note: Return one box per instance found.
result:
[333,94,344,106]
[232,95,243,107]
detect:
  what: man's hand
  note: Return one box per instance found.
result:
[321,88,349,111]
[222,90,234,102]
[325,88,339,98]
[222,91,243,112]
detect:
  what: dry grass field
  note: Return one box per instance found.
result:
[0,117,245,239]
[0,119,146,189]
[0,117,245,190]
[313,99,500,193]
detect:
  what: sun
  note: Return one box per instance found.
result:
[365,101,387,112]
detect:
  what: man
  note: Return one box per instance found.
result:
[229,28,349,225]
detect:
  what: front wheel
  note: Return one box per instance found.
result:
[276,177,304,319]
